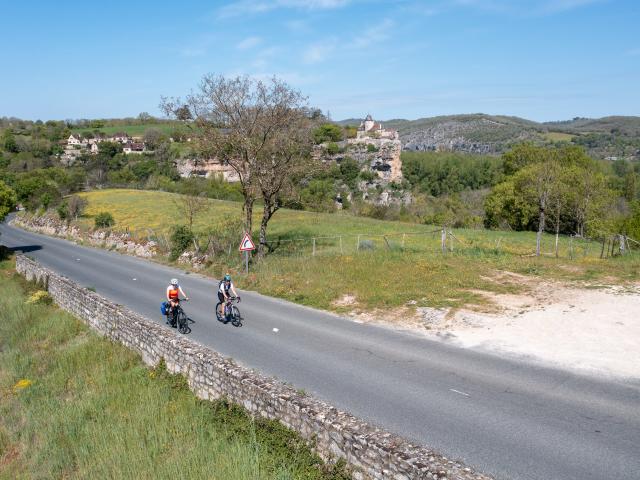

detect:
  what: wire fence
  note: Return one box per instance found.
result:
[106,223,640,262]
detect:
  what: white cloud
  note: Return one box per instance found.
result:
[218,0,351,18]
[448,0,604,15]
[178,47,207,57]
[303,40,337,64]
[237,36,263,50]
[352,18,394,49]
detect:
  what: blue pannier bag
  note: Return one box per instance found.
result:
[160,301,168,315]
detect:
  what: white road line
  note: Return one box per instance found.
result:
[450,388,471,397]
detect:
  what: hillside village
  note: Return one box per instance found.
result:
[314,114,408,207]
[61,132,147,164]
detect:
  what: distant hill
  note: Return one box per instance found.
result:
[337,114,640,159]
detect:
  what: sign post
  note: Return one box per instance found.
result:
[238,232,256,274]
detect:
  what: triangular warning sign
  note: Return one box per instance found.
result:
[239,232,256,251]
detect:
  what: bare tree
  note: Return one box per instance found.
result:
[255,108,316,256]
[68,195,88,221]
[174,191,208,231]
[161,75,316,249]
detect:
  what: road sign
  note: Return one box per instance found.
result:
[239,232,256,252]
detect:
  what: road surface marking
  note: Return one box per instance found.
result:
[450,389,470,397]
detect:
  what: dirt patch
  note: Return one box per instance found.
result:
[0,444,20,468]
[344,274,640,379]
[430,281,640,378]
[332,294,358,307]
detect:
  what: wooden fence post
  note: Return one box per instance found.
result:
[441,227,447,254]
[312,238,316,256]
[600,237,606,259]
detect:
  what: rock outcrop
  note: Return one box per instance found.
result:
[175,158,239,182]
[314,136,407,207]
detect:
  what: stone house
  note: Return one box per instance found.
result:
[356,114,399,140]
[67,134,84,146]
[123,142,145,154]
[111,132,131,144]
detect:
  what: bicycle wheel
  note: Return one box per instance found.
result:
[231,306,242,327]
[215,302,224,322]
[177,311,189,334]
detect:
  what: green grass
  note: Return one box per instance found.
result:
[542,132,575,142]
[0,255,349,480]
[71,123,179,138]
[70,189,640,312]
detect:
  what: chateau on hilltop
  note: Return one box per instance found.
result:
[356,114,399,140]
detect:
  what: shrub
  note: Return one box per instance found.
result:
[94,211,115,228]
[326,142,340,155]
[366,144,378,153]
[359,170,377,183]
[57,200,69,220]
[170,225,195,261]
[313,123,343,144]
[338,157,360,190]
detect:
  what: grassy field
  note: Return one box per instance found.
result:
[0,254,348,479]
[72,123,179,138]
[542,131,575,142]
[73,189,640,312]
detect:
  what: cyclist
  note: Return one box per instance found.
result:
[218,273,240,319]
[166,278,189,327]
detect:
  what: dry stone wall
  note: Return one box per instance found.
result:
[11,214,158,258]
[16,255,491,480]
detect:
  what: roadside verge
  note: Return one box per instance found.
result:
[16,254,491,480]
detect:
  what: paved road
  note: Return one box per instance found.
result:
[2,221,639,480]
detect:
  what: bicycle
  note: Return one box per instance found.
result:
[166,299,192,334]
[215,296,242,327]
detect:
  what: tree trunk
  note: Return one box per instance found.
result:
[258,201,272,258]
[536,207,546,257]
[555,211,560,258]
[244,197,254,234]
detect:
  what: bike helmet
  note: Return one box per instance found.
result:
[223,274,231,282]
[170,278,179,286]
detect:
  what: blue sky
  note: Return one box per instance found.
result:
[0,0,638,121]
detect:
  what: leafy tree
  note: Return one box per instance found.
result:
[2,132,19,153]
[313,123,343,144]
[0,181,16,221]
[300,179,336,212]
[97,141,123,158]
[174,105,192,121]
[485,144,613,247]
[338,157,360,190]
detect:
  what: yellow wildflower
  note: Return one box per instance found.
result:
[13,379,32,392]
